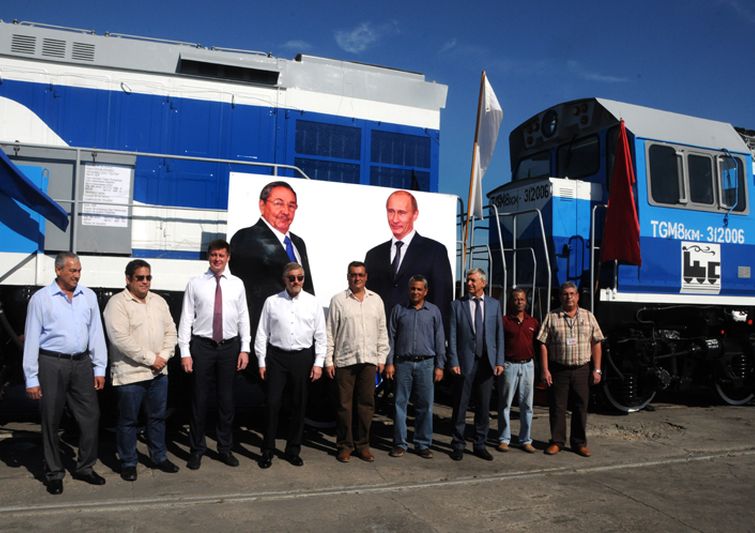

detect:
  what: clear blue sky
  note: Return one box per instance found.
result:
[4,0,755,202]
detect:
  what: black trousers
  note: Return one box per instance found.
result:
[38,354,100,481]
[262,345,314,456]
[548,363,590,448]
[451,357,494,451]
[189,336,239,455]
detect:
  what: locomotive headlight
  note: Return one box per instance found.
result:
[730,310,748,322]
[541,109,558,138]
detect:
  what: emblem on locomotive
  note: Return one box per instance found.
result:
[681,242,721,294]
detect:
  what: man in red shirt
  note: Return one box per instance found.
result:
[497,288,539,453]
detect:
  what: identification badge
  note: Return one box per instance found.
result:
[566,337,577,347]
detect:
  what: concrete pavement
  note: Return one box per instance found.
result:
[1,400,754,532]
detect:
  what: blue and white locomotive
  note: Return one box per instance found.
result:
[487,97,755,411]
[0,20,447,397]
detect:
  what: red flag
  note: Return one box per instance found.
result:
[601,120,641,265]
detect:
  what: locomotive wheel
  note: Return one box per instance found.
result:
[602,350,656,413]
[714,342,755,406]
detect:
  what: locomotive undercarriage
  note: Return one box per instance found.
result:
[599,303,755,412]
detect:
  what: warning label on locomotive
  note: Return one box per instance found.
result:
[680,241,720,294]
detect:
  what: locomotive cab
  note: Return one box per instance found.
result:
[488,98,755,411]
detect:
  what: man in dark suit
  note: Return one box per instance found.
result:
[364,190,453,329]
[442,268,504,461]
[229,181,314,342]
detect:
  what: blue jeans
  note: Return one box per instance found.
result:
[116,374,168,467]
[393,357,435,450]
[497,360,534,445]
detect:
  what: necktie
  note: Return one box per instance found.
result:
[284,236,297,262]
[392,241,404,279]
[212,273,223,343]
[474,298,484,358]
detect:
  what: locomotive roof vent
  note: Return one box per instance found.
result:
[9,32,96,62]
[10,33,36,54]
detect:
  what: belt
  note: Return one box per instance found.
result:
[552,362,589,370]
[39,348,89,360]
[268,344,313,356]
[395,355,434,362]
[192,335,240,348]
[509,359,533,364]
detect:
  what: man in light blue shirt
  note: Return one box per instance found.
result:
[23,252,107,495]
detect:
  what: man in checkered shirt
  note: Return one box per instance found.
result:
[538,281,604,457]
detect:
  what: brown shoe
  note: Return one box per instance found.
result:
[521,443,536,453]
[544,443,561,455]
[389,447,405,458]
[336,448,352,463]
[416,448,433,459]
[574,446,592,457]
[496,442,510,452]
[356,448,375,462]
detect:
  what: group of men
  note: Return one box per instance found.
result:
[21,180,604,496]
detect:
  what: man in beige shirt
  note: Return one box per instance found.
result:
[103,259,179,481]
[325,261,389,463]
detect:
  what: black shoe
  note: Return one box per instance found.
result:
[258,450,273,469]
[120,466,137,482]
[218,452,239,467]
[284,453,304,467]
[473,448,494,461]
[450,449,464,461]
[73,470,106,485]
[154,459,179,473]
[46,479,63,495]
[187,453,202,470]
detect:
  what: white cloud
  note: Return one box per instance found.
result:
[438,38,457,54]
[718,0,755,23]
[280,39,312,52]
[567,60,630,84]
[334,22,378,53]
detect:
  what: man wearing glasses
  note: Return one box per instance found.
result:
[325,262,389,463]
[254,263,326,469]
[229,181,315,345]
[103,259,179,481]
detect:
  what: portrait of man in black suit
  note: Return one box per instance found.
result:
[229,181,314,341]
[364,190,453,328]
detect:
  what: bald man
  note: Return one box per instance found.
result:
[364,190,453,329]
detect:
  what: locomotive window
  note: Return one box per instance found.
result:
[688,154,714,205]
[605,126,619,186]
[557,135,599,178]
[649,144,682,205]
[719,156,747,212]
[514,150,550,180]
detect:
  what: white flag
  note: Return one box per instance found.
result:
[470,76,503,219]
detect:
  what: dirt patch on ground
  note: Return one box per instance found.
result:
[589,420,686,441]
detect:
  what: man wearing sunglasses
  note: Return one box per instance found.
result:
[254,263,326,468]
[103,259,179,481]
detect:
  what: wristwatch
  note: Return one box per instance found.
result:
[594,369,602,375]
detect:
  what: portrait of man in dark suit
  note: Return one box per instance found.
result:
[364,190,453,328]
[229,181,314,341]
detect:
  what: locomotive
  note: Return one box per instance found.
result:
[487,98,755,411]
[0,20,450,404]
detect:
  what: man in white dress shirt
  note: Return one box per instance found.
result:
[178,239,251,470]
[254,262,326,469]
